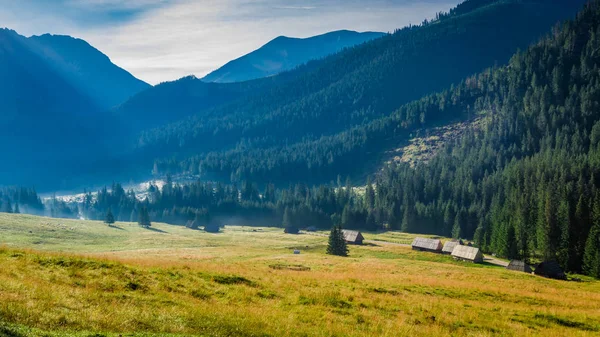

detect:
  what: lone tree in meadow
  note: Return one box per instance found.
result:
[138,207,151,228]
[283,207,299,234]
[327,225,348,257]
[104,209,115,226]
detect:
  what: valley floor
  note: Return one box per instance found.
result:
[0,214,599,336]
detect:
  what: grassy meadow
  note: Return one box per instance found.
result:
[0,213,599,336]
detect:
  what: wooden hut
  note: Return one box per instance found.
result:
[506,260,533,273]
[451,245,484,263]
[411,237,443,253]
[534,261,567,280]
[442,239,462,255]
[342,230,364,245]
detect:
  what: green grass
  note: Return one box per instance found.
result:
[0,213,599,336]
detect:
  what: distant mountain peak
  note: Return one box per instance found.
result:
[202,30,385,83]
[27,32,150,109]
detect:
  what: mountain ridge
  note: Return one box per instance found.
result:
[28,33,150,109]
[202,30,385,83]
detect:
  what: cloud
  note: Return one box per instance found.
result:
[0,0,460,84]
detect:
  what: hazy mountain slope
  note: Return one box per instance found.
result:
[113,76,278,133]
[140,0,587,183]
[202,30,385,83]
[0,29,128,187]
[29,34,150,109]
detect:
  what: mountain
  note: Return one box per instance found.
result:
[0,29,147,187]
[113,76,271,134]
[202,30,385,83]
[136,0,587,184]
[28,34,150,109]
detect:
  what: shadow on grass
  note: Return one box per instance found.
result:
[108,225,125,231]
[145,227,168,234]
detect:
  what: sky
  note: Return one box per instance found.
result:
[0,0,460,85]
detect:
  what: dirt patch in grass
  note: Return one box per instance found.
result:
[212,275,255,286]
[269,263,311,271]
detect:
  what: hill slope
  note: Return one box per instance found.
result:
[0,29,148,187]
[141,0,586,183]
[202,30,385,83]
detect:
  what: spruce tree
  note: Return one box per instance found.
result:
[583,224,600,278]
[283,207,299,234]
[452,212,463,239]
[506,224,519,260]
[104,209,115,225]
[327,225,348,257]
[138,207,151,228]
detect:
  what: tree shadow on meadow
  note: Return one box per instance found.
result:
[107,225,125,231]
[144,227,168,234]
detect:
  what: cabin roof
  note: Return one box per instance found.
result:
[411,237,442,251]
[506,260,533,273]
[535,261,566,279]
[451,245,483,262]
[442,240,461,254]
[342,229,364,242]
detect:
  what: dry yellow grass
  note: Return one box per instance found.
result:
[0,213,599,336]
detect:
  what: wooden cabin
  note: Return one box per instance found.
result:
[411,237,443,253]
[534,261,567,280]
[451,245,484,263]
[442,239,462,255]
[342,230,364,245]
[506,260,533,273]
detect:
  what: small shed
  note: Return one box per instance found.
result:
[451,245,484,263]
[342,230,364,245]
[534,261,566,280]
[442,239,462,255]
[411,237,443,253]
[506,260,533,273]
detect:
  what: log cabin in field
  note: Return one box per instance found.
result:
[534,261,567,280]
[506,260,533,273]
[451,245,484,263]
[341,230,364,245]
[411,237,443,253]
[442,239,462,254]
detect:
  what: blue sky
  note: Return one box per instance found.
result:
[0,0,460,84]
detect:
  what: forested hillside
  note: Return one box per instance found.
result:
[202,30,385,83]
[113,75,288,133]
[366,0,600,277]
[139,0,586,184]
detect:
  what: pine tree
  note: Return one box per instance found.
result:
[452,211,463,239]
[104,209,115,225]
[13,203,20,214]
[327,225,348,257]
[366,211,377,231]
[283,207,299,234]
[506,224,519,260]
[583,224,600,278]
[138,207,151,228]
[365,177,375,210]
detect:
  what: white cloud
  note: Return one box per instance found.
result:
[0,0,460,84]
